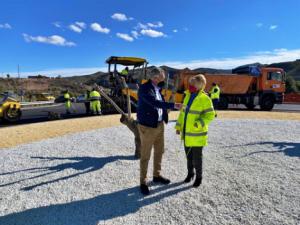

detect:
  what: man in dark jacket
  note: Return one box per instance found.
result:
[137,67,182,195]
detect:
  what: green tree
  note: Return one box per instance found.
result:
[296,81,300,92]
[285,75,298,93]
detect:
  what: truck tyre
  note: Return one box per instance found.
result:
[260,95,275,111]
[245,103,256,110]
[218,96,228,110]
[3,107,21,123]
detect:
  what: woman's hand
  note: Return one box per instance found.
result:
[176,130,180,135]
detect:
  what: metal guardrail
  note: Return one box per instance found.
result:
[20,101,64,110]
[20,101,55,106]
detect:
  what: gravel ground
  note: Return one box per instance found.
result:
[0,119,299,225]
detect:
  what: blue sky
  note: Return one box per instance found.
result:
[0,0,300,77]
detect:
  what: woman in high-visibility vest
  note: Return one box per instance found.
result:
[175,74,215,187]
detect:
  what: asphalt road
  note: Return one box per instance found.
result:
[0,103,299,128]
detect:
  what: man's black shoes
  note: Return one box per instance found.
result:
[140,184,150,195]
[193,178,202,187]
[184,174,194,183]
[153,176,171,184]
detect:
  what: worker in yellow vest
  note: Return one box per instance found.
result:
[120,67,129,82]
[89,88,101,115]
[209,82,221,110]
[63,90,71,114]
[175,74,215,187]
[121,67,129,76]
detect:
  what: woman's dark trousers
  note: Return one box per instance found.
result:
[185,147,203,179]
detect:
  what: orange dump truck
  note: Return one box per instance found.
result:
[174,66,286,111]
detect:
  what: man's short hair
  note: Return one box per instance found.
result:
[149,67,164,79]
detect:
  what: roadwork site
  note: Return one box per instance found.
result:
[0,112,299,225]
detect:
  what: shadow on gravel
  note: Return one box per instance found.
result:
[244,142,300,158]
[223,142,300,159]
[0,155,135,190]
[0,182,189,225]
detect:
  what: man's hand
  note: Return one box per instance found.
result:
[176,130,180,135]
[174,103,182,110]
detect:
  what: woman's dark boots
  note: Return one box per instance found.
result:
[184,174,194,183]
[193,177,202,187]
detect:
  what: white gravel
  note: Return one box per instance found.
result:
[0,119,299,225]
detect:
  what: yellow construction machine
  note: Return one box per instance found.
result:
[0,93,22,122]
[34,93,55,101]
[103,56,179,114]
[102,56,148,114]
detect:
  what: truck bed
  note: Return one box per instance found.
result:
[204,74,255,95]
[179,72,255,95]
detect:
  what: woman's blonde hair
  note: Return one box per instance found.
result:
[189,74,206,90]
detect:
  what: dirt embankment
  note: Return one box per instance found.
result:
[1,111,300,149]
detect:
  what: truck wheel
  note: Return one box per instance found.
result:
[260,96,275,111]
[218,97,228,110]
[245,103,256,110]
[4,107,21,122]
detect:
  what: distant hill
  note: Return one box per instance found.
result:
[193,67,232,74]
[267,60,300,81]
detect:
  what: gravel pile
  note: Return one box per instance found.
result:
[0,119,299,225]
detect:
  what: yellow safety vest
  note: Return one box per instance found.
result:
[121,69,129,76]
[89,90,101,101]
[64,93,70,100]
[175,90,215,147]
[209,85,220,100]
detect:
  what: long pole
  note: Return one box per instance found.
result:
[95,84,126,115]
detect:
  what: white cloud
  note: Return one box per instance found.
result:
[111,13,133,21]
[256,22,263,28]
[136,21,163,30]
[173,29,178,33]
[154,48,300,69]
[140,29,165,38]
[23,33,76,47]
[69,22,86,33]
[75,21,86,29]
[269,25,278,30]
[116,33,134,42]
[131,30,139,39]
[136,22,148,30]
[0,23,12,29]
[90,23,110,34]
[53,22,62,28]
[147,21,163,28]
[69,24,82,33]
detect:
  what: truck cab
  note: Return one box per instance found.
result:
[258,67,285,107]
